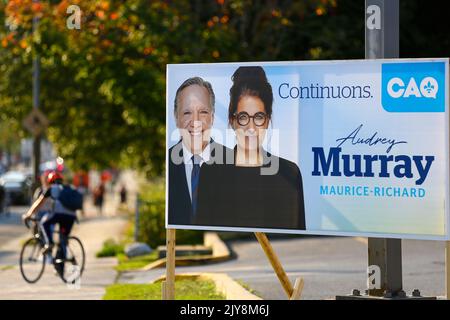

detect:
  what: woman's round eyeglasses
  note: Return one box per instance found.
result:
[233,112,267,127]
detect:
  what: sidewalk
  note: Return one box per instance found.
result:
[0,199,128,300]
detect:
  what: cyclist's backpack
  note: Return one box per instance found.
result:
[58,185,83,211]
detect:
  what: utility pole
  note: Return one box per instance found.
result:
[32,0,41,191]
[365,0,402,298]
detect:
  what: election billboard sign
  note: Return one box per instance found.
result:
[166,58,449,240]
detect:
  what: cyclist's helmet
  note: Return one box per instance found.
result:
[47,171,64,184]
[41,169,52,181]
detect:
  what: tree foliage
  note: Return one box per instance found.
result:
[0,0,448,176]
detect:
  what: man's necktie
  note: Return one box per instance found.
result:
[191,155,202,217]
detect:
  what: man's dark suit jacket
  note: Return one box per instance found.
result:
[168,140,233,225]
[193,150,306,230]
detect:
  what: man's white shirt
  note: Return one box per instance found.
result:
[182,142,210,200]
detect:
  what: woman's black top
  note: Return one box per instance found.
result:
[194,152,306,230]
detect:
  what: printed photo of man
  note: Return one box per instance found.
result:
[168,77,232,225]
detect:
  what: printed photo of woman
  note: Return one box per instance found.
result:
[194,66,306,230]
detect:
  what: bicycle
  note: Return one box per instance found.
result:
[20,217,85,284]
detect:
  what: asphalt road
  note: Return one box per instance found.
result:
[0,206,28,265]
[120,235,446,300]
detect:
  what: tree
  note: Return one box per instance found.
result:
[1,1,447,177]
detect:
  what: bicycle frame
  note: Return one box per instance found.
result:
[21,217,85,284]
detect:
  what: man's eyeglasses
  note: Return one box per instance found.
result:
[233,112,268,127]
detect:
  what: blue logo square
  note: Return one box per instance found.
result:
[381,62,445,112]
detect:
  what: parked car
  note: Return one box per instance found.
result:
[0,171,33,205]
[0,184,6,215]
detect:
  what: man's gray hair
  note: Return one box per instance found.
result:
[174,77,215,116]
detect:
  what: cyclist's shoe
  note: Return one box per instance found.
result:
[54,260,64,277]
[54,249,65,276]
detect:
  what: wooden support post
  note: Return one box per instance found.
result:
[446,241,450,299]
[255,232,302,299]
[161,281,167,300]
[290,278,304,300]
[164,229,176,300]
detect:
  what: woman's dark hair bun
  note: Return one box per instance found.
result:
[228,66,273,126]
[232,66,268,85]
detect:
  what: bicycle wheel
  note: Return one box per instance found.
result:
[19,237,46,284]
[58,236,85,284]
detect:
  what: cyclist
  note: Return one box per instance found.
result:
[22,171,77,259]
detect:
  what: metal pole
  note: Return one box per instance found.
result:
[32,0,41,192]
[365,0,403,297]
[365,0,399,59]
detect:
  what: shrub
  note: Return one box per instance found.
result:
[96,238,125,257]
[136,178,203,249]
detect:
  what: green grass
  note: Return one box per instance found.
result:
[0,265,14,272]
[103,279,225,300]
[96,234,159,272]
[96,238,125,258]
[115,252,159,272]
[236,280,261,297]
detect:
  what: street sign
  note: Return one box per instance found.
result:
[23,108,49,136]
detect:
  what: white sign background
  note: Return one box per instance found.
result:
[166,58,449,240]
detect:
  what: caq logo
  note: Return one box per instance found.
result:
[387,76,438,99]
[382,62,446,112]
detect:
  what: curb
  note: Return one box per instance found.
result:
[140,232,231,271]
[153,273,262,300]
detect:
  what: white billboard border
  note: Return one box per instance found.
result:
[165,57,450,241]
